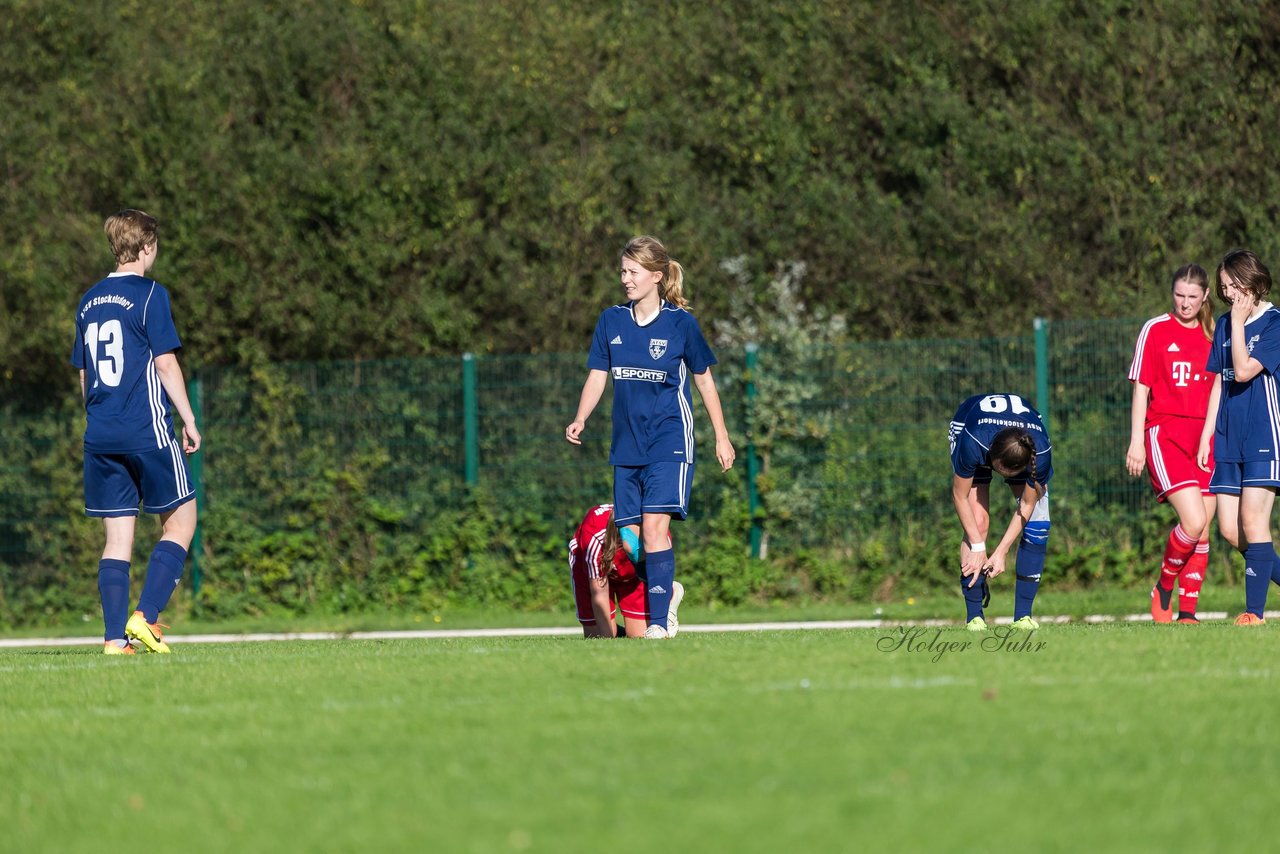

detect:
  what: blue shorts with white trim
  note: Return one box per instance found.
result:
[613,462,694,527]
[1209,459,1280,495]
[84,444,194,517]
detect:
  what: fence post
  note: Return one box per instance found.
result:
[463,353,478,485]
[187,375,205,599]
[1034,317,1050,430]
[745,344,762,559]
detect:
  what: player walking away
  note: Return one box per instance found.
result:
[1196,250,1280,626]
[1126,265,1217,624]
[949,393,1053,632]
[565,236,734,639]
[71,209,201,654]
[567,503,682,638]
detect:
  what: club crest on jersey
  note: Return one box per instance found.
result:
[649,338,667,360]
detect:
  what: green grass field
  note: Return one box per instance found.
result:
[1,620,1273,853]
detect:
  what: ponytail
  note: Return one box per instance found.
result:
[990,427,1036,482]
[623,235,690,310]
[600,511,623,581]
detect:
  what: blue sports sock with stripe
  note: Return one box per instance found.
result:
[960,572,985,621]
[98,559,131,641]
[644,548,675,629]
[136,541,187,623]
[1014,541,1047,619]
[1243,543,1272,618]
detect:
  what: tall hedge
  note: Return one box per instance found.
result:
[3,0,1280,404]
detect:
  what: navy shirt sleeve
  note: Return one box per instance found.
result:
[682,314,717,373]
[144,284,182,356]
[586,310,611,372]
[1205,314,1227,374]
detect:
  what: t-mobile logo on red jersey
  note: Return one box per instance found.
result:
[1171,361,1192,386]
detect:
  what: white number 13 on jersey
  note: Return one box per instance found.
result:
[84,320,124,388]
[978,394,1031,415]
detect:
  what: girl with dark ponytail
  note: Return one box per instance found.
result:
[949,393,1053,631]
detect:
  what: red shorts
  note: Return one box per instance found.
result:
[570,558,649,625]
[1145,417,1212,503]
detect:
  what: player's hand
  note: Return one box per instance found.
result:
[1125,440,1145,477]
[565,420,585,445]
[984,550,1008,580]
[183,423,202,454]
[716,436,735,471]
[1230,290,1257,323]
[961,546,987,587]
[1196,435,1212,472]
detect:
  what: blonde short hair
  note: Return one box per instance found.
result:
[104,209,158,263]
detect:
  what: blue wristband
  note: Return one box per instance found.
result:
[619,527,641,563]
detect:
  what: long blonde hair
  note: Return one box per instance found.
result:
[622,235,688,309]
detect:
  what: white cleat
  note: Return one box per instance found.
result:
[666,581,685,638]
[643,625,669,639]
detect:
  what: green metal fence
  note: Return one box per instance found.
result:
[0,317,1160,602]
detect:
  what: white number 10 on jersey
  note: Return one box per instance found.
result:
[83,320,124,388]
[978,394,1031,415]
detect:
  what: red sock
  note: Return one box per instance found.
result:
[1160,524,1196,590]
[1178,542,1209,616]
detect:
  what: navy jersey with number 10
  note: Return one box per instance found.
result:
[70,272,183,454]
[587,301,717,466]
[949,393,1053,485]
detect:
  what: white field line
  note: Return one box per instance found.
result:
[0,610,1257,649]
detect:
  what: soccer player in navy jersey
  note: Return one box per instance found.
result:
[565,236,735,639]
[1196,250,1280,625]
[949,393,1053,632]
[71,209,201,654]
[1126,265,1217,624]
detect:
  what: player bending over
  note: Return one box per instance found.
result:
[568,504,682,638]
[949,393,1053,632]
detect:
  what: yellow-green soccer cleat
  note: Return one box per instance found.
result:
[965,616,989,632]
[126,611,171,653]
[103,641,136,655]
[1009,616,1040,631]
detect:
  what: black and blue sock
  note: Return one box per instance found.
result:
[1014,539,1047,620]
[961,571,986,622]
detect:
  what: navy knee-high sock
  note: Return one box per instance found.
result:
[1014,540,1047,620]
[1244,543,1274,618]
[136,541,187,623]
[645,548,675,629]
[98,559,131,641]
[961,572,986,621]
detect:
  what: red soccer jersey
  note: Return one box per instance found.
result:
[1128,313,1215,424]
[569,504,632,581]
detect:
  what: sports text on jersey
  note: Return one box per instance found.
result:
[975,416,1046,433]
[613,366,667,382]
[79,294,135,319]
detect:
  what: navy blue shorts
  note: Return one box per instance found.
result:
[84,444,194,517]
[613,462,694,527]
[1209,459,1280,495]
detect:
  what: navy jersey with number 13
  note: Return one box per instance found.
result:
[587,301,717,466]
[70,272,182,454]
